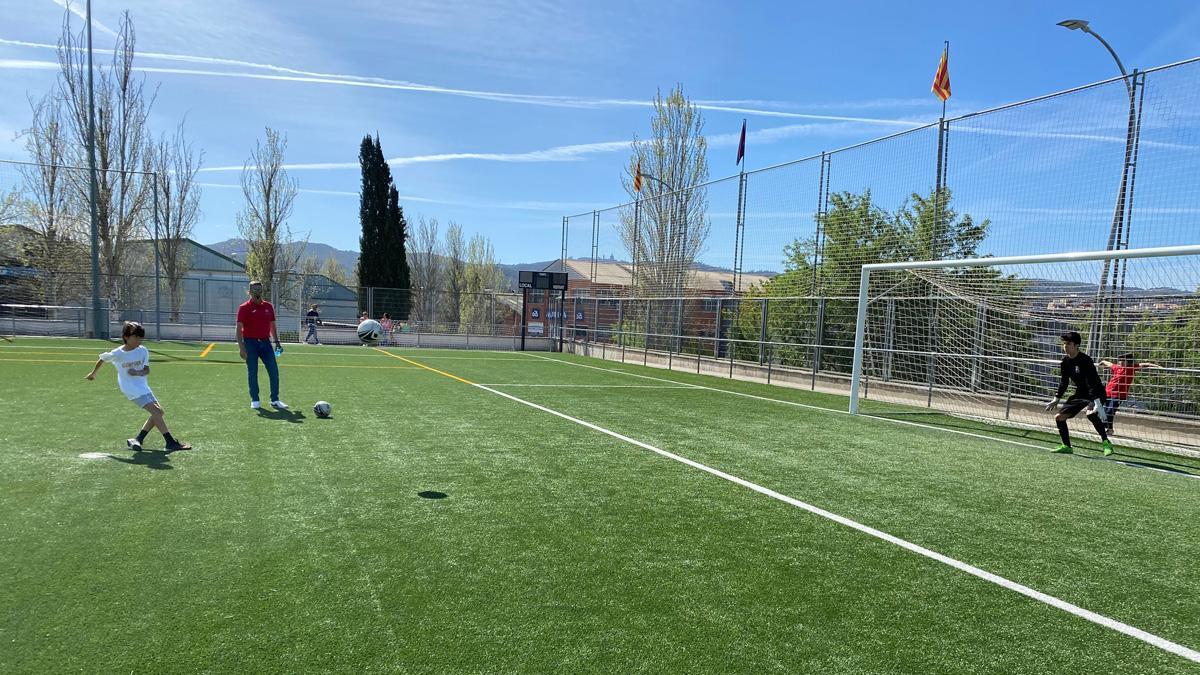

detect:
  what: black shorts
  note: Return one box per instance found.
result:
[1060,397,1096,418]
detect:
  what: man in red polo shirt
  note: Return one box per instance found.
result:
[236,280,288,410]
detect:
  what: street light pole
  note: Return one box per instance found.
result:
[639,171,690,352]
[1057,19,1139,354]
[640,172,686,296]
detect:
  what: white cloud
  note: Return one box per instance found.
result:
[193,120,901,175]
[0,39,922,127]
[50,0,119,38]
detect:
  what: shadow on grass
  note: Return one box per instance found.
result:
[107,448,182,470]
[866,411,1199,476]
[256,407,305,424]
[418,491,448,499]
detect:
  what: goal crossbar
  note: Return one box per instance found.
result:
[848,244,1200,415]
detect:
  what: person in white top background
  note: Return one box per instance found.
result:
[85,321,192,452]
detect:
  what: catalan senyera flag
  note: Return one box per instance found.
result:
[931,45,951,101]
[633,160,643,192]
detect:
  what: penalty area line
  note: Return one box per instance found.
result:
[373,348,1199,664]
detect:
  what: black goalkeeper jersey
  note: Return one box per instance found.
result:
[1056,352,1106,401]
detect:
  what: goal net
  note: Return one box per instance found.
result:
[850,245,1200,456]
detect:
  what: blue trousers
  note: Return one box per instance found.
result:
[245,338,280,402]
[1104,399,1122,426]
[304,324,319,343]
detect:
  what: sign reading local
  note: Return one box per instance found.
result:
[518,270,569,290]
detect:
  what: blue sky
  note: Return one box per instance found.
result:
[1,0,1198,265]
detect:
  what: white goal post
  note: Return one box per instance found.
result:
[848,245,1200,447]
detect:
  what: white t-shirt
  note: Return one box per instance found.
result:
[99,345,154,400]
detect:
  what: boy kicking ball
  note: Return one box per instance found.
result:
[85,321,192,452]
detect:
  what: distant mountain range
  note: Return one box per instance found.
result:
[206,238,360,275]
[204,238,558,291]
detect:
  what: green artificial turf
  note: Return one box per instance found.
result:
[0,338,1197,673]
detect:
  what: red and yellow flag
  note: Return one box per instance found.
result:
[931,45,951,101]
[633,160,643,192]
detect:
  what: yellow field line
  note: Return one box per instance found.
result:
[372,347,476,385]
[199,343,216,358]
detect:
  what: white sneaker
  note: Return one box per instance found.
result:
[251,401,261,410]
[271,400,289,410]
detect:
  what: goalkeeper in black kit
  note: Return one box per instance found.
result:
[1045,331,1114,456]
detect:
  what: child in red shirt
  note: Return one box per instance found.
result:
[1099,353,1159,434]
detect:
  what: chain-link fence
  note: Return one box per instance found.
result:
[0,269,524,346]
[561,57,1200,301]
[552,58,1200,455]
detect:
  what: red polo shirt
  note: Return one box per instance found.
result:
[237,299,276,339]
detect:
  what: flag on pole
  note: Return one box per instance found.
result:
[931,45,951,101]
[736,119,747,166]
[633,160,642,192]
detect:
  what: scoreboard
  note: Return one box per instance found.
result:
[518,270,568,291]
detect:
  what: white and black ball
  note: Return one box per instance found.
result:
[313,401,332,418]
[357,319,383,344]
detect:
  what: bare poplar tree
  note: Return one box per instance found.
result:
[441,221,466,328]
[18,91,85,304]
[237,127,305,304]
[151,122,203,320]
[461,233,505,332]
[56,11,155,305]
[619,85,710,296]
[320,256,349,286]
[408,215,443,324]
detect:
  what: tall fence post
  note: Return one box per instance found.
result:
[883,298,896,381]
[617,298,625,360]
[644,300,651,366]
[926,298,939,408]
[591,211,599,282]
[714,298,723,358]
[674,298,683,353]
[813,298,825,375]
[733,172,748,292]
[971,304,986,391]
[757,298,768,365]
[152,172,161,339]
[560,217,568,271]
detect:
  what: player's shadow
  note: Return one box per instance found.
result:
[108,449,176,470]
[257,408,305,424]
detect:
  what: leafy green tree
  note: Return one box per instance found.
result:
[733,188,1031,391]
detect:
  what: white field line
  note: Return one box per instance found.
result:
[481,383,694,388]
[401,352,1200,664]
[522,354,1200,480]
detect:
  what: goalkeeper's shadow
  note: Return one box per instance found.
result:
[870,411,1199,476]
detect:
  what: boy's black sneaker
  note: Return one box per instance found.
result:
[165,440,192,451]
[126,438,143,451]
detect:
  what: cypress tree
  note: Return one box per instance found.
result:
[357,133,411,319]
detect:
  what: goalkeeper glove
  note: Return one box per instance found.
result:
[1091,399,1107,422]
[1044,397,1060,411]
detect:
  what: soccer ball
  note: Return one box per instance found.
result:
[357,319,383,344]
[313,401,332,418]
